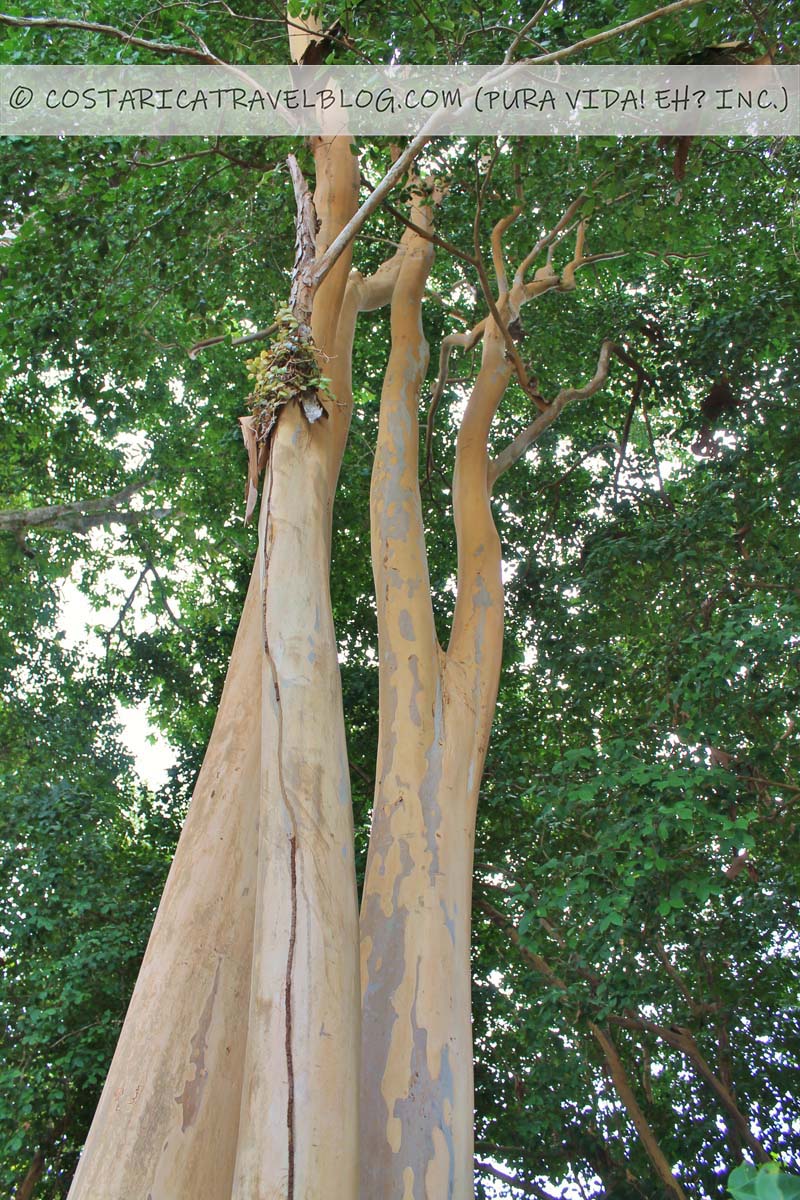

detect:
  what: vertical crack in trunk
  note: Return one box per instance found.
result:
[261,444,298,1198]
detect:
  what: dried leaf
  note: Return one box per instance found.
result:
[239,415,261,523]
[245,480,259,525]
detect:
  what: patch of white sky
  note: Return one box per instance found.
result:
[53,393,185,789]
[59,533,177,792]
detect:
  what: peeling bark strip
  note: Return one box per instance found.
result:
[260,454,298,1199]
[287,153,317,326]
[230,134,361,1200]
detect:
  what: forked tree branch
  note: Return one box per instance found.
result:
[503,0,556,63]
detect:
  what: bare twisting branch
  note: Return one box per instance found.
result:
[490,340,618,485]
[0,481,170,541]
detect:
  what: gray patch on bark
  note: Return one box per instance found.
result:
[474,577,492,608]
[398,609,415,641]
[359,879,412,1196]
[378,651,399,785]
[407,655,423,728]
[440,897,456,946]
[175,957,222,1132]
[419,678,445,885]
[391,957,455,1199]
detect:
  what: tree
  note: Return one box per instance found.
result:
[0,2,798,1198]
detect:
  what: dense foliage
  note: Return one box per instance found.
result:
[1,0,798,1196]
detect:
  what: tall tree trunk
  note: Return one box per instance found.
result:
[359,193,509,1198]
[230,133,361,1200]
[68,570,262,1199]
[68,136,361,1200]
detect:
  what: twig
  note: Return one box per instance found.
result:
[523,0,711,65]
[475,1160,560,1200]
[504,0,556,63]
[188,321,278,359]
[0,12,215,60]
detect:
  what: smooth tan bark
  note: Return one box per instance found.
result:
[68,570,262,1200]
[359,193,509,1199]
[230,134,363,1200]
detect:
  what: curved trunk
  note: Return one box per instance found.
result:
[68,570,262,1200]
[360,674,492,1200]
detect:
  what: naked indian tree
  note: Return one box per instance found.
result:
[66,24,655,1200]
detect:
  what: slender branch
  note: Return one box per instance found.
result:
[475,1160,560,1200]
[425,320,486,481]
[0,483,171,537]
[606,1014,769,1162]
[490,340,617,485]
[188,322,278,359]
[588,1022,687,1200]
[144,557,185,629]
[129,140,271,172]
[611,345,653,500]
[653,938,703,1015]
[504,0,556,63]
[523,0,711,65]
[0,12,215,60]
[514,194,588,289]
[475,896,568,991]
[381,198,479,268]
[104,565,151,643]
[612,394,638,501]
